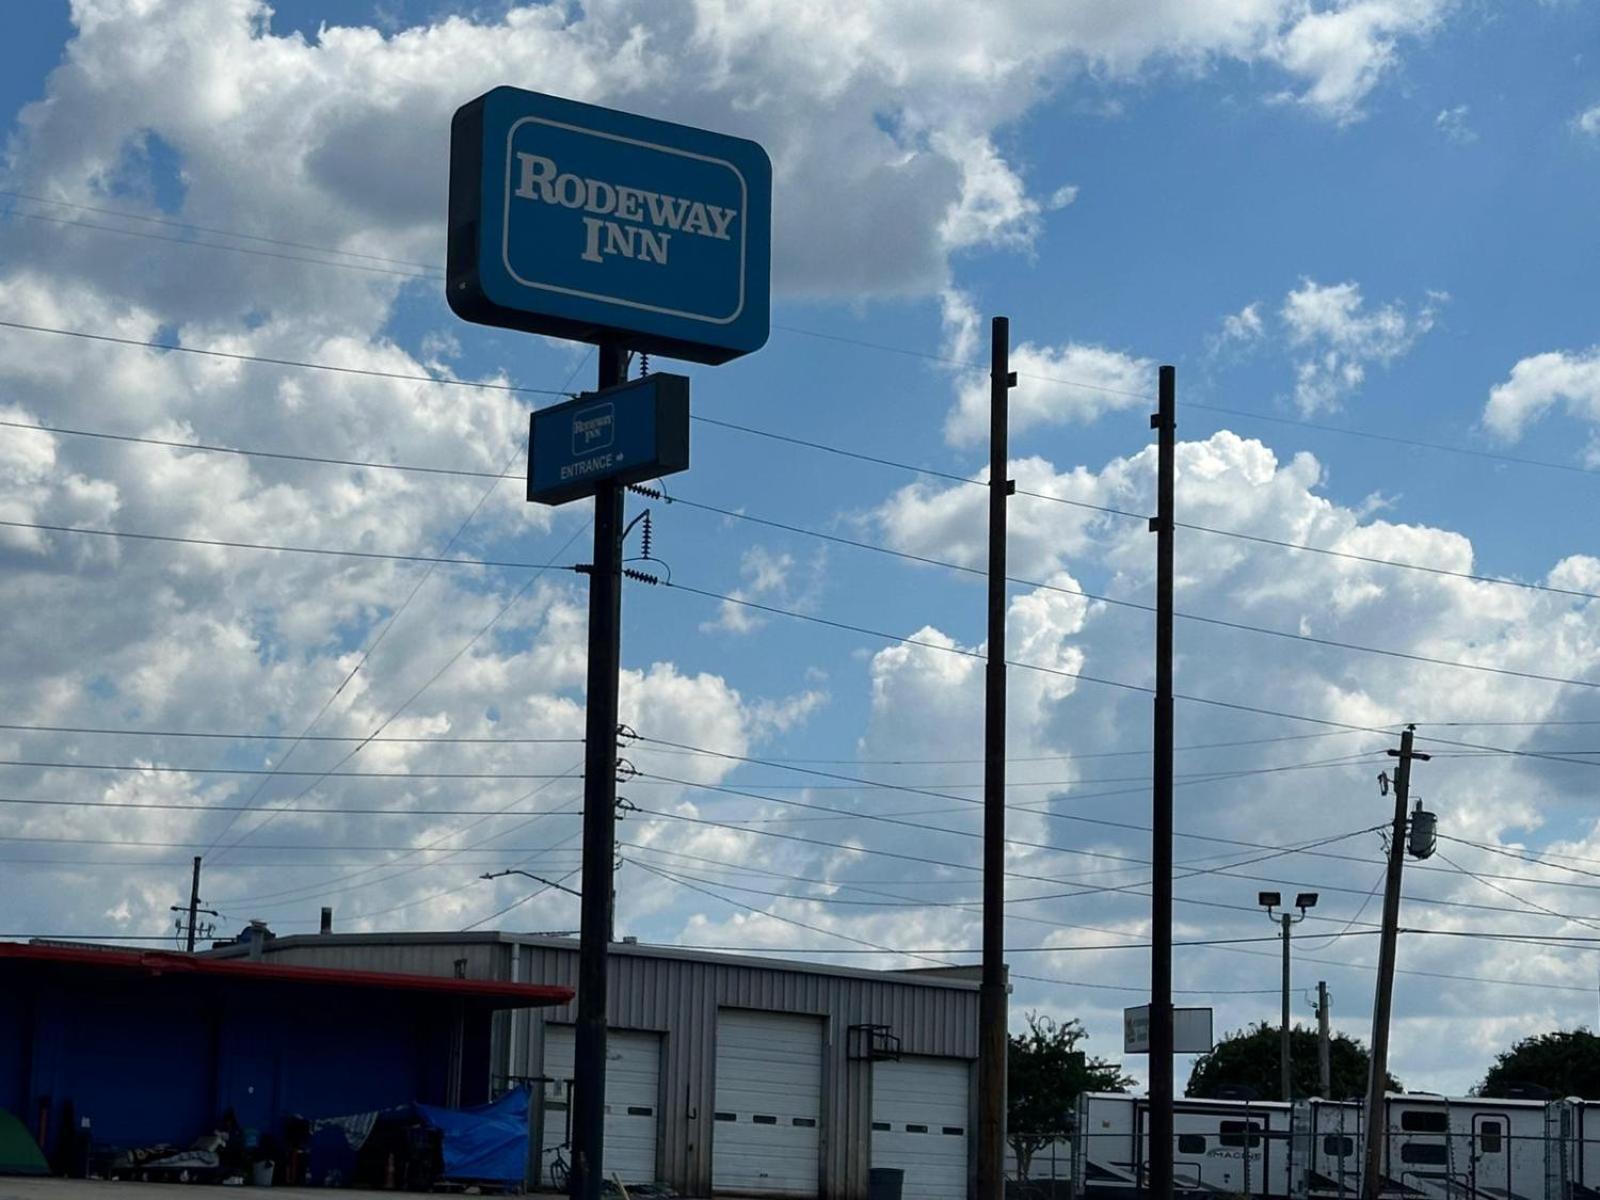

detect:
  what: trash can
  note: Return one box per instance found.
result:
[869,1166,904,1200]
[251,1160,275,1187]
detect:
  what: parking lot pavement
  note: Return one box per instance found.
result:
[0,1182,410,1200]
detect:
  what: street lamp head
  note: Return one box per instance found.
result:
[1258,891,1281,910]
[1296,892,1319,911]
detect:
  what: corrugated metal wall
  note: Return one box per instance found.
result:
[510,940,979,1200]
[236,935,978,1200]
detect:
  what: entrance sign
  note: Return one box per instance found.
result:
[448,86,772,365]
[527,373,689,506]
[1124,1006,1213,1055]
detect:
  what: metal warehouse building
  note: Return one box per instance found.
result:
[211,931,982,1200]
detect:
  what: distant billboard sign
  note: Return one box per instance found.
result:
[448,86,771,365]
[1124,1006,1214,1055]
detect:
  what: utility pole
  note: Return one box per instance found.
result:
[977,316,1015,1200]
[570,343,628,1200]
[1147,365,1176,1200]
[169,856,217,952]
[1281,912,1293,1102]
[1361,725,1429,1200]
[1317,982,1331,1098]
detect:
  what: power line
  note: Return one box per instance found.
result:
[690,413,1600,605]
[770,324,1597,479]
[1436,850,1600,934]
[0,722,579,745]
[15,195,1588,484]
[18,418,1588,687]
[212,768,586,909]
[0,795,586,816]
[208,513,593,864]
[0,516,575,571]
[0,759,574,780]
[626,765,1600,927]
[662,492,1600,689]
[0,318,571,396]
[637,732,1600,897]
[631,859,962,968]
[7,206,436,280]
[647,578,1600,770]
[1,189,441,272]
[0,417,508,480]
[629,728,1366,766]
[207,342,597,865]
[1440,834,1600,878]
[13,383,1593,605]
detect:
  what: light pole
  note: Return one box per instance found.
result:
[1259,891,1318,1102]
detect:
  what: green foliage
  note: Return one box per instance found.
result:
[1008,1011,1132,1178]
[1479,1029,1600,1098]
[1185,1022,1399,1101]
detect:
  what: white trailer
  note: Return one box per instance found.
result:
[1074,1092,1293,1199]
[1549,1098,1600,1200]
[1291,1094,1549,1199]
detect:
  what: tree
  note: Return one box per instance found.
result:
[1479,1029,1600,1098]
[1186,1022,1400,1101]
[1008,1012,1132,1179]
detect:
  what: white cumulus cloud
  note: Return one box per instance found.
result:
[1281,279,1442,412]
[1483,348,1600,449]
[941,290,1153,446]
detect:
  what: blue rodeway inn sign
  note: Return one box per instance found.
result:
[448,86,772,365]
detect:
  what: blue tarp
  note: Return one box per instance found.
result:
[415,1087,528,1184]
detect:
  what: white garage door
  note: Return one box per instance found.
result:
[872,1057,971,1200]
[713,1010,823,1195]
[539,1025,660,1185]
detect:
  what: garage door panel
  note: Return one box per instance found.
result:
[714,1010,823,1196]
[872,1057,971,1200]
[539,1025,660,1185]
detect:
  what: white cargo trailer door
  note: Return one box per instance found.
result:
[713,1010,823,1195]
[539,1025,660,1185]
[871,1056,971,1200]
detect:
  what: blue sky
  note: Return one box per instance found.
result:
[1,0,1598,1095]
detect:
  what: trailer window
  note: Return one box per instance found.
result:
[1323,1135,1355,1157]
[1400,1110,1449,1133]
[1400,1143,1450,1165]
[1178,1135,1207,1154]
[1479,1122,1503,1154]
[1219,1121,1263,1148]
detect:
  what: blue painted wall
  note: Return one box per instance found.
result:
[2,960,494,1155]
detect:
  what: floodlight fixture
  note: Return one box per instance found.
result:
[1258,891,1281,909]
[1296,892,1320,911]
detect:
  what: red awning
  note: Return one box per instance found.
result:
[0,941,573,1008]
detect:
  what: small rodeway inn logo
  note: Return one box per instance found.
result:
[513,152,740,267]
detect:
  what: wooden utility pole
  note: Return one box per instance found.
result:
[169,855,216,951]
[1361,725,1429,1199]
[1318,981,1332,1098]
[1147,366,1176,1200]
[977,316,1015,1200]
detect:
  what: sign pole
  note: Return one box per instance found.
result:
[570,343,628,1200]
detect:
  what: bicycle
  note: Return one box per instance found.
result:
[547,1143,569,1191]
